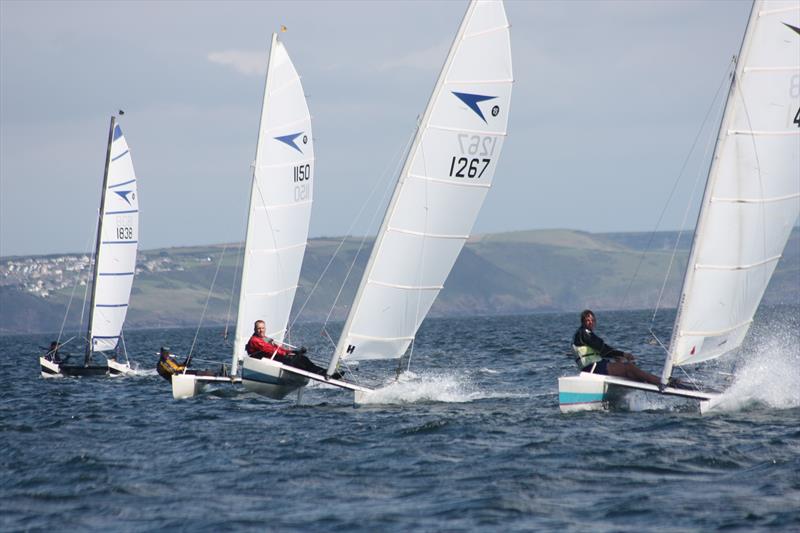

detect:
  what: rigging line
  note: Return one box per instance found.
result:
[223,239,244,343]
[735,80,769,289]
[187,244,229,363]
[651,80,727,333]
[648,59,735,327]
[404,137,432,377]
[319,124,418,335]
[322,150,403,331]
[76,221,99,347]
[57,224,96,348]
[120,331,129,365]
[251,175,289,313]
[619,58,735,313]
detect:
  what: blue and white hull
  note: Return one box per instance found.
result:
[242,356,310,400]
[558,372,720,413]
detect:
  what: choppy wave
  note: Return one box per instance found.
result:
[3,307,798,531]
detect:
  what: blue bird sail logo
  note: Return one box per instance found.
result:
[452,92,498,123]
[114,190,134,205]
[274,132,308,153]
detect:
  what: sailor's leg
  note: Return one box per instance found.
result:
[606,361,660,385]
[287,354,327,376]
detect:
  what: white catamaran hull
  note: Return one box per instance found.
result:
[242,357,310,399]
[40,357,61,378]
[107,358,134,375]
[171,374,241,400]
[242,356,374,402]
[558,372,719,413]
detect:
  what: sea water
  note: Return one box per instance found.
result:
[2,307,798,531]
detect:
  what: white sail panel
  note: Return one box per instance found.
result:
[90,123,139,352]
[336,0,513,362]
[233,35,314,368]
[668,0,799,367]
[390,178,490,236]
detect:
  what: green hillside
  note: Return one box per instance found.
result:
[1,228,797,335]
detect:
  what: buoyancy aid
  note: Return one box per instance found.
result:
[572,327,602,369]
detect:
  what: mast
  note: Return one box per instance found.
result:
[85,115,116,366]
[327,1,479,376]
[660,1,759,386]
[231,33,279,376]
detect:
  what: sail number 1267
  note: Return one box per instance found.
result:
[449,134,497,179]
[449,157,490,178]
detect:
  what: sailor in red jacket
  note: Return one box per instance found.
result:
[246,320,294,359]
[245,319,342,378]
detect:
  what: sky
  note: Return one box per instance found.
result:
[0,0,754,257]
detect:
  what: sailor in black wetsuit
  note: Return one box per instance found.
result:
[572,310,662,386]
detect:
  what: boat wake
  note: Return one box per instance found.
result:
[707,335,800,413]
[125,365,158,377]
[356,370,520,405]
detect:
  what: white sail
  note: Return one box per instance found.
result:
[232,34,314,374]
[333,0,513,364]
[665,0,799,372]
[89,121,139,353]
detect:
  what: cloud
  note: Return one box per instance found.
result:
[207,49,267,76]
[378,40,449,72]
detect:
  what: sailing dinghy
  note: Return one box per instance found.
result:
[243,0,514,403]
[40,115,139,378]
[558,0,800,413]
[170,32,318,399]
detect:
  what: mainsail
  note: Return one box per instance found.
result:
[232,33,314,375]
[662,0,800,380]
[330,0,513,371]
[87,117,139,356]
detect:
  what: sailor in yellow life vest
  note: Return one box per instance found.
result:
[572,309,665,386]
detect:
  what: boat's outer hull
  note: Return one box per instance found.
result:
[39,356,132,378]
[558,372,720,413]
[107,358,133,375]
[242,357,309,400]
[40,357,62,378]
[558,373,617,413]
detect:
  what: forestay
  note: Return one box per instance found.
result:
[90,122,139,353]
[232,34,314,373]
[665,0,800,371]
[334,0,513,363]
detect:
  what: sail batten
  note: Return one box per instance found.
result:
[681,319,755,338]
[663,0,800,379]
[428,124,507,136]
[728,130,799,135]
[368,280,444,291]
[407,174,492,188]
[330,0,513,365]
[695,255,781,271]
[387,227,470,239]
[712,193,800,203]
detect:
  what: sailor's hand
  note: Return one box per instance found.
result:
[624,352,635,362]
[298,346,307,355]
